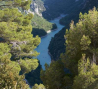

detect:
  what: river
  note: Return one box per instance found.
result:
[36,14,66,70]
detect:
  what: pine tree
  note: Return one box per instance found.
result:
[61,7,98,76]
[0,0,31,10]
[0,0,40,88]
[73,54,98,89]
[32,84,45,89]
[40,60,72,89]
[0,43,30,89]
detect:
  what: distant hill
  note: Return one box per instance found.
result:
[42,0,83,21]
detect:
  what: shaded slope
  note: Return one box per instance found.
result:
[48,0,98,60]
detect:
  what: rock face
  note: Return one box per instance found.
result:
[30,0,46,16]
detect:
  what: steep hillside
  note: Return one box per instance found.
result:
[42,0,83,21]
[31,14,57,37]
[30,0,46,16]
[60,0,98,25]
[48,0,98,60]
[30,0,57,37]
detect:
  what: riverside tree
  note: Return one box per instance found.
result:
[0,0,41,88]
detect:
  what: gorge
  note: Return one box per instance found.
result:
[26,0,98,87]
[1,0,98,89]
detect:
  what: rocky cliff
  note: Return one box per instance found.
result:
[30,0,45,16]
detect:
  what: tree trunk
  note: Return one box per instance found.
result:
[93,52,96,64]
[15,82,17,89]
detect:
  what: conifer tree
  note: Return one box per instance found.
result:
[61,7,98,76]
[0,43,30,89]
[73,54,98,89]
[0,0,40,88]
[40,60,72,89]
[32,84,45,89]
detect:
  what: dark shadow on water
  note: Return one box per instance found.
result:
[31,28,47,37]
[51,23,57,31]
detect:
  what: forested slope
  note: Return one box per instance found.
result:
[30,0,57,37]
[41,8,98,89]
[31,14,57,37]
[42,0,83,20]
[48,0,98,60]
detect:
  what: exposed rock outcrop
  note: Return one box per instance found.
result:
[30,0,46,16]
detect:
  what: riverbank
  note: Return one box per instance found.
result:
[40,29,57,38]
[47,30,51,33]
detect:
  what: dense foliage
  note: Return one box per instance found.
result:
[1,0,98,89]
[62,8,98,76]
[48,0,98,61]
[0,0,41,88]
[73,55,98,89]
[25,61,42,87]
[32,84,45,89]
[0,0,31,10]
[31,14,57,37]
[40,60,72,89]
[41,8,98,89]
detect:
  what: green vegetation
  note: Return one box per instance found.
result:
[29,0,57,37]
[0,0,42,88]
[62,7,98,76]
[25,61,42,87]
[73,56,98,89]
[32,84,45,89]
[41,8,98,89]
[31,14,57,37]
[48,0,98,60]
[40,60,72,89]
[0,0,31,10]
[1,0,98,89]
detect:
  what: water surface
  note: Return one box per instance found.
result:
[36,14,66,69]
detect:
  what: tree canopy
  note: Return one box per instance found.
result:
[0,0,32,10]
[40,60,72,89]
[73,54,98,89]
[0,0,41,88]
[61,7,98,76]
[42,7,98,89]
